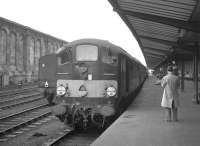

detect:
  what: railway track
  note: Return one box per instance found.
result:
[0,84,58,144]
[0,93,44,110]
[43,129,102,146]
[0,91,41,102]
[0,85,48,118]
[0,85,39,98]
[0,85,101,145]
[0,104,51,141]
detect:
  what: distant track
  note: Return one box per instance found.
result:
[0,103,48,120]
[0,95,44,109]
[0,86,39,98]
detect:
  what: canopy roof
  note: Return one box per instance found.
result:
[108,0,200,69]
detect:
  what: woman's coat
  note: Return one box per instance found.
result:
[161,72,180,108]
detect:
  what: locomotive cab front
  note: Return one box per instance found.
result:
[39,39,147,130]
[54,43,119,129]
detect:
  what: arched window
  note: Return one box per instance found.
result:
[52,43,56,53]
[27,36,35,72]
[29,38,35,66]
[10,32,17,64]
[40,39,46,57]
[16,35,24,71]
[0,30,7,64]
[48,42,53,54]
[35,40,41,73]
[55,43,60,52]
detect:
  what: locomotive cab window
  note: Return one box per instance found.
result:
[101,47,118,66]
[57,49,72,65]
[76,45,98,61]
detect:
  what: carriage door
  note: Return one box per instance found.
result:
[0,73,3,88]
[138,66,141,84]
[120,55,127,95]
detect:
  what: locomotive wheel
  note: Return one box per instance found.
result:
[44,91,55,106]
[91,112,105,128]
[56,114,65,122]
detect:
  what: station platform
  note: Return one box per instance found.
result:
[92,77,200,146]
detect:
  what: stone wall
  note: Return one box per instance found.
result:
[0,17,67,87]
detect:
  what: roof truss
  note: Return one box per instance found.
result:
[116,9,200,33]
[144,51,167,58]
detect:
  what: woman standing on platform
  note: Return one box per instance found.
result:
[161,66,180,122]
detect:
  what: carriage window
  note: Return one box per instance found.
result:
[76,45,98,61]
[101,47,118,66]
[58,50,71,65]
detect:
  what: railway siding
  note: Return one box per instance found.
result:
[0,117,72,146]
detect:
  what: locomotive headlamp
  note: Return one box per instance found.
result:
[106,86,116,97]
[56,85,66,96]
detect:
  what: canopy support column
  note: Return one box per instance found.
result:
[193,43,199,104]
[181,60,185,91]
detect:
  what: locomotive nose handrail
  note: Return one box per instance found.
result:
[74,62,84,65]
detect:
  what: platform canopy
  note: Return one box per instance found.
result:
[108,0,200,69]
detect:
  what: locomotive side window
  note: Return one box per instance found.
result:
[76,45,98,61]
[101,47,118,66]
[57,49,72,65]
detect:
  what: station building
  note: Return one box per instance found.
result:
[0,17,67,88]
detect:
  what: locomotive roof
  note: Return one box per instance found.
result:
[59,38,144,66]
[67,38,121,50]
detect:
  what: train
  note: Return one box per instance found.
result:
[39,39,147,130]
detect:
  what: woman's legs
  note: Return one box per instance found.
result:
[172,100,178,121]
[164,108,171,121]
[172,108,178,121]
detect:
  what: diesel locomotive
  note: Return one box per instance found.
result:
[39,39,146,129]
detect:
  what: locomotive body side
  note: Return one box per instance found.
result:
[39,54,57,105]
[115,53,146,112]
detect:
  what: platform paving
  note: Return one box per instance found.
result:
[92,77,200,146]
